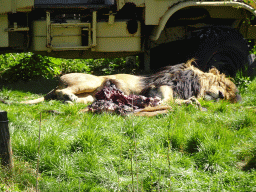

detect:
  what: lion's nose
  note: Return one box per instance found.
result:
[218,91,224,99]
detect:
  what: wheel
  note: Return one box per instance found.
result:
[149,40,192,72]
[148,26,250,76]
[188,26,250,76]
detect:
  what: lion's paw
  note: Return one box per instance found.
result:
[64,100,74,105]
[63,94,78,102]
[185,97,202,109]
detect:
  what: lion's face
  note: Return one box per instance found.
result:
[204,68,241,103]
[204,85,240,103]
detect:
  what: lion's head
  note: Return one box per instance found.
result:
[196,66,241,103]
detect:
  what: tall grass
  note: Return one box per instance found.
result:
[1,93,256,191]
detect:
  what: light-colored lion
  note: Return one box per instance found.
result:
[22,59,241,107]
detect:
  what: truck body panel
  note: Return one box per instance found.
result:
[0,15,8,47]
[0,0,34,14]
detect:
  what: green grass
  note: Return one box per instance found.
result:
[1,73,256,191]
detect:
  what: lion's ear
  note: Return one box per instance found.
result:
[209,67,220,75]
[185,58,197,67]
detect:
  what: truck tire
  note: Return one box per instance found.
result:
[149,26,250,76]
[188,26,250,76]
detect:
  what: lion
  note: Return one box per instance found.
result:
[22,59,241,110]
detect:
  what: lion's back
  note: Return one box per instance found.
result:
[59,73,101,86]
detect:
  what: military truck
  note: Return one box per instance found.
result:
[1,0,256,75]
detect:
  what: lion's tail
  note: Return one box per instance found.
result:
[21,88,57,104]
[21,97,45,104]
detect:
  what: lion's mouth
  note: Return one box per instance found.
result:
[204,91,224,101]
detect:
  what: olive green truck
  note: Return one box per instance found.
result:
[1,0,256,75]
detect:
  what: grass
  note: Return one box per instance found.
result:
[1,75,256,191]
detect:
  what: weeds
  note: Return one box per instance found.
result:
[0,53,140,83]
[234,67,252,94]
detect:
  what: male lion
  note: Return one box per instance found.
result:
[22,59,241,107]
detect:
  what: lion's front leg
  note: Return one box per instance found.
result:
[159,85,174,104]
[175,96,203,110]
[146,85,174,104]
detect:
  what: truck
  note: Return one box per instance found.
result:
[1,0,256,76]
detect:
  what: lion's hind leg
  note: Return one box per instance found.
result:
[76,94,95,104]
[55,73,106,104]
[55,88,79,102]
[55,88,96,104]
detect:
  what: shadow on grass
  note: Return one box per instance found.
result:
[1,77,59,95]
[248,59,256,80]
[242,156,256,171]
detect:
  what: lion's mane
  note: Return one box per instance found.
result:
[142,59,240,102]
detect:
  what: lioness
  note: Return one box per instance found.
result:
[22,59,241,106]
